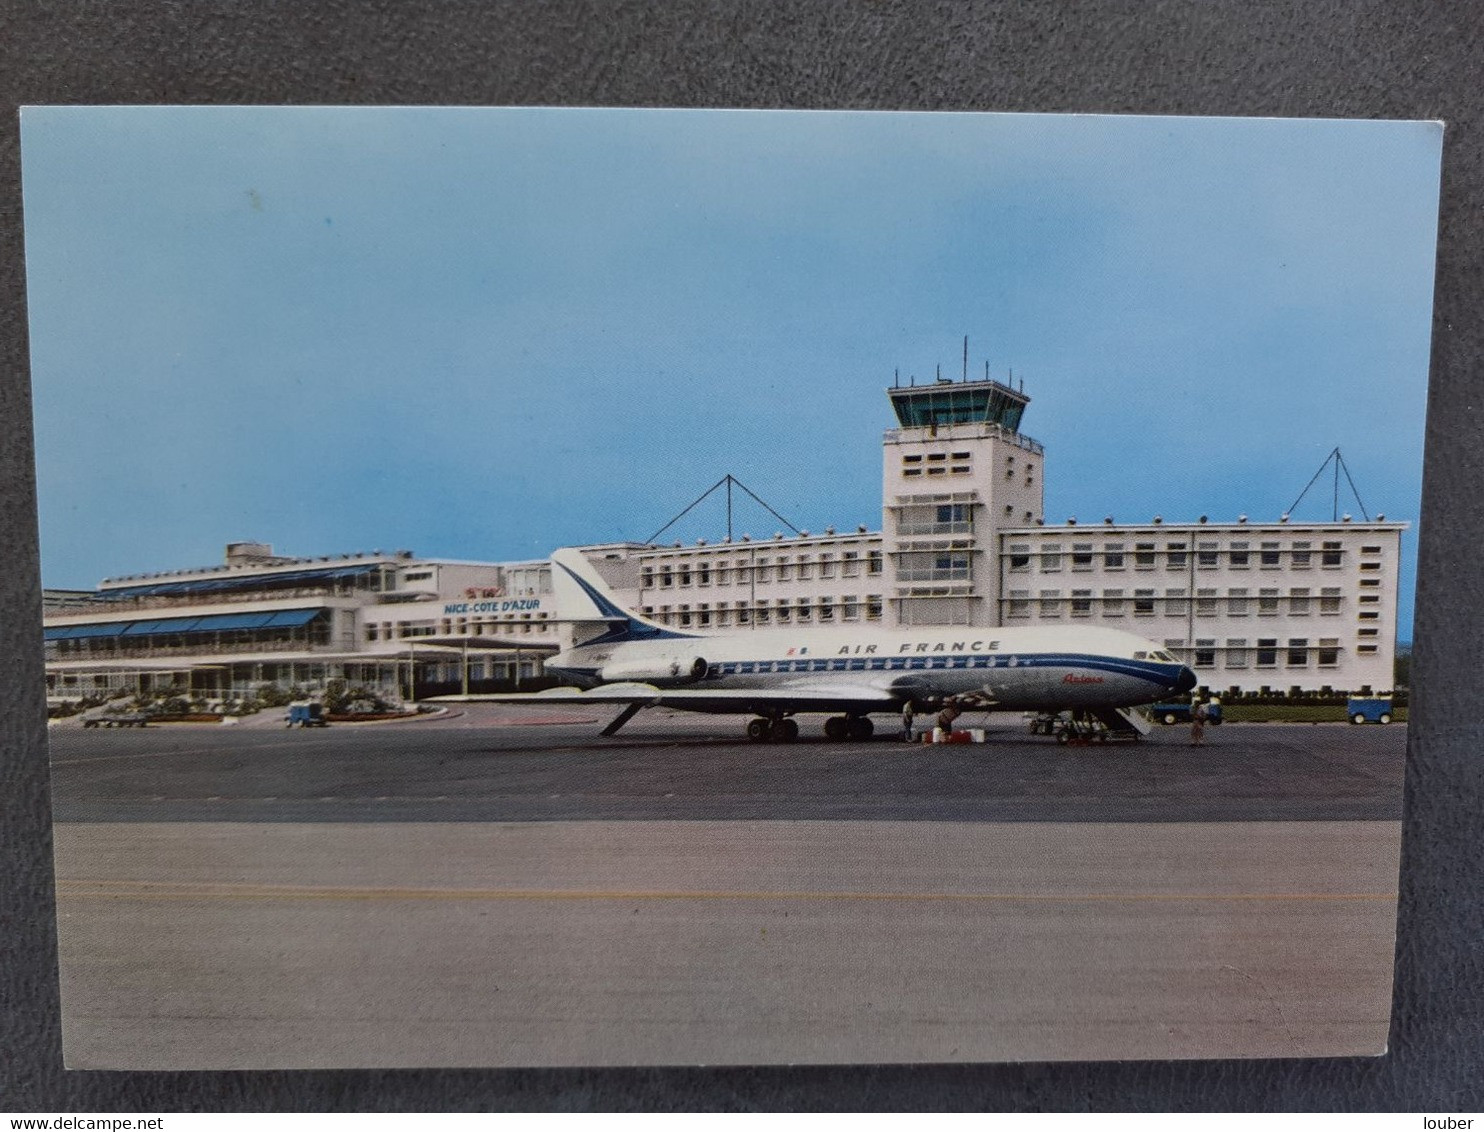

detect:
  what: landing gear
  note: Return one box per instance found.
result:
[823,714,875,741]
[747,716,798,742]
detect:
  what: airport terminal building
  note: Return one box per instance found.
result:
[43,380,1405,706]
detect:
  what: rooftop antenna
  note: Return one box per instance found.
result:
[644,474,802,545]
[962,336,968,381]
[1286,447,1371,522]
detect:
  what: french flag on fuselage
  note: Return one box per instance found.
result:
[786,646,809,656]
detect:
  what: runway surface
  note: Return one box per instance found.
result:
[48,706,1405,823]
[47,708,1407,1068]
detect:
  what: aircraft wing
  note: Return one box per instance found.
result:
[431,681,901,714]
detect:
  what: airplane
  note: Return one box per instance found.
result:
[432,547,1199,741]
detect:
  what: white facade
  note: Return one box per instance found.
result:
[44,378,1406,702]
[997,519,1404,695]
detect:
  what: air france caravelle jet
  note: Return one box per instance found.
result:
[436,548,1198,741]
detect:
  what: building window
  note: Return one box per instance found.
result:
[819,555,835,579]
[797,559,814,581]
[795,598,812,622]
[1008,544,1031,572]
[640,567,654,588]
[716,562,731,585]
[1104,545,1125,570]
[1133,543,1156,569]
[1257,638,1278,667]
[1102,589,1124,617]
[1322,541,1343,567]
[1287,638,1309,666]
[1292,542,1312,568]
[776,558,792,581]
[1226,639,1249,668]
[1040,590,1063,618]
[1318,639,1340,666]
[660,567,674,587]
[1166,588,1187,615]
[1134,589,1155,616]
[1357,644,1378,654]
[1197,542,1219,569]
[1289,588,1311,616]
[679,566,692,587]
[866,596,883,620]
[1260,542,1281,568]
[867,551,884,575]
[1196,589,1218,617]
[1227,588,1248,616]
[1321,588,1342,614]
[1194,639,1216,667]
[1007,590,1031,618]
[1229,542,1249,568]
[842,552,860,578]
[698,564,711,586]
[818,598,835,622]
[1040,544,1062,572]
[1258,589,1280,615]
[1071,590,1093,617]
[1072,544,1094,571]
[842,596,860,621]
[1166,543,1187,570]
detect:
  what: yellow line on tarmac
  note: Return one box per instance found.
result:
[55,879,1399,904]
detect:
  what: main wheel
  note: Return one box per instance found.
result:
[823,716,850,741]
[847,715,874,739]
[746,718,769,741]
[771,718,799,742]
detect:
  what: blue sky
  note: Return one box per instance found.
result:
[21,108,1441,634]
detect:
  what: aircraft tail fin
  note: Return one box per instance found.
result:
[549,548,697,644]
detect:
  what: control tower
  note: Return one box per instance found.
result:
[882,376,1045,626]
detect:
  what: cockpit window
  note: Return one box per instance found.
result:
[1149,650,1176,663]
[1133,651,1148,660]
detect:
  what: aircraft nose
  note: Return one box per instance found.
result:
[1173,665,1198,695]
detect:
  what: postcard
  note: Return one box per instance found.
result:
[22,107,1442,1067]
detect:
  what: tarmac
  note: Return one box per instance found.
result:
[48,705,1407,1068]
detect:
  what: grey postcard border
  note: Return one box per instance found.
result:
[3,1,1480,1111]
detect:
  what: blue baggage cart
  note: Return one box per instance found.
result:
[1347,697,1393,724]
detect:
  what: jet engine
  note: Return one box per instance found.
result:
[597,656,709,685]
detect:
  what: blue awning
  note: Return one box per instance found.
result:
[263,609,321,627]
[44,623,129,641]
[46,608,325,641]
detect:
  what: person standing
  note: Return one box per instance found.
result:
[901,701,916,743]
[934,703,961,743]
[1189,698,1208,747]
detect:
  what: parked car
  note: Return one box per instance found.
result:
[285,701,328,727]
